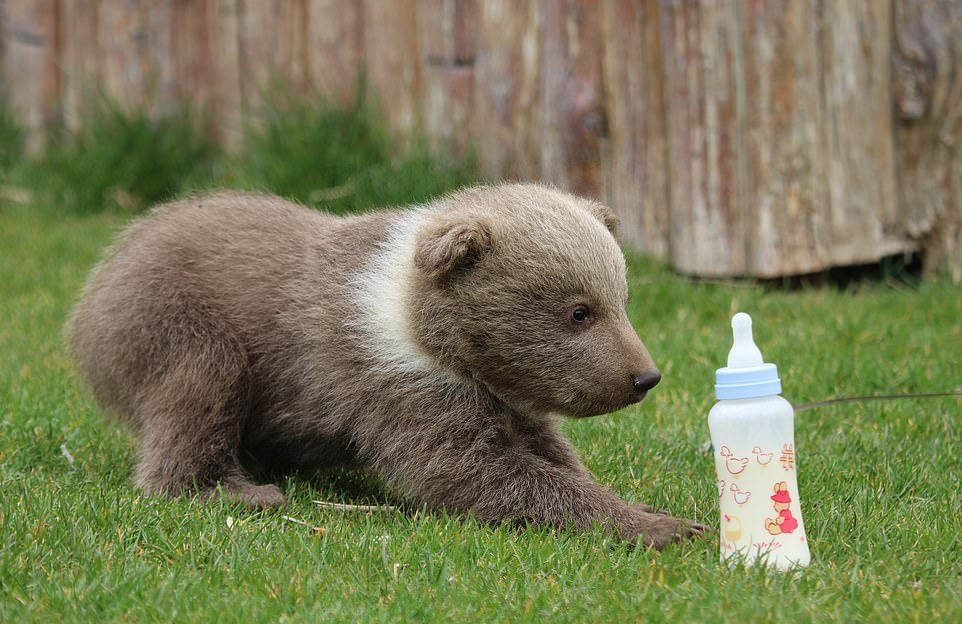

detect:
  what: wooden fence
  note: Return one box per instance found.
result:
[2,0,961,279]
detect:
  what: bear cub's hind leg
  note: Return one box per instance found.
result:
[132,341,286,509]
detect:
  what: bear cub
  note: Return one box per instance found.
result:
[67,183,704,548]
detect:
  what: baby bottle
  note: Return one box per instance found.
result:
[708,312,810,570]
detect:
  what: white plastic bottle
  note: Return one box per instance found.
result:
[708,312,810,570]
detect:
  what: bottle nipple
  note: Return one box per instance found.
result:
[727,312,764,368]
[716,312,780,399]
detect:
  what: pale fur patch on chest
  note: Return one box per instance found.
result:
[348,208,459,382]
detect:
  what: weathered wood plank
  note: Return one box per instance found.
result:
[210,0,243,148]
[60,0,100,130]
[473,0,541,180]
[171,0,215,117]
[286,0,309,93]
[659,0,747,276]
[659,0,914,277]
[4,0,59,150]
[0,0,6,98]
[239,0,308,114]
[238,0,272,113]
[600,0,669,257]
[363,0,420,138]
[97,0,157,110]
[306,0,362,104]
[894,0,962,280]
[740,0,829,276]
[820,0,910,266]
[417,0,475,156]
[539,0,603,198]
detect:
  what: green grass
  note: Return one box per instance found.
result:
[1,200,960,622]
[226,93,477,214]
[13,102,220,213]
[0,103,24,177]
[7,94,476,216]
[0,92,959,621]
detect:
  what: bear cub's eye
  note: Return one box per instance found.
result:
[568,305,591,325]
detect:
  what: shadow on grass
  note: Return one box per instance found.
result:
[280,466,394,506]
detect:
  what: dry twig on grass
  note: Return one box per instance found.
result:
[313,500,398,512]
[309,179,356,203]
[281,515,327,535]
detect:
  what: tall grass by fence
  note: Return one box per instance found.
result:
[3,95,475,215]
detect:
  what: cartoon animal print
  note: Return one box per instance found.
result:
[717,479,726,498]
[764,481,799,535]
[719,446,749,475]
[729,483,751,505]
[779,444,796,471]
[724,514,743,542]
[752,446,774,466]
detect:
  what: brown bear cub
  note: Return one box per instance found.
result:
[67,183,704,548]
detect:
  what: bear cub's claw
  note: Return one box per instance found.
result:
[624,505,710,549]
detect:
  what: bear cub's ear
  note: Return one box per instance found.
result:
[415,217,493,283]
[585,201,619,237]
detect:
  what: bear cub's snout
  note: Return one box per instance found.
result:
[631,369,661,393]
[66,183,705,548]
[632,369,662,395]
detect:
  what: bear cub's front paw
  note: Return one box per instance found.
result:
[622,504,709,549]
[211,481,288,509]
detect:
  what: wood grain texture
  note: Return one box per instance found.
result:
[59,0,100,129]
[658,0,915,277]
[740,0,829,277]
[4,0,59,151]
[417,0,475,155]
[0,0,5,97]
[210,0,243,148]
[600,0,669,258]
[473,0,541,180]
[894,0,962,280]
[539,0,602,198]
[171,0,214,112]
[820,0,909,265]
[660,0,747,276]
[239,0,308,115]
[99,0,171,112]
[306,0,362,104]
[363,0,420,138]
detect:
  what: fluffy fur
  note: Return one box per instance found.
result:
[67,183,704,548]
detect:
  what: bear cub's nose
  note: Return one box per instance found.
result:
[631,370,662,393]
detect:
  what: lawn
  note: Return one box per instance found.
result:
[1,201,960,623]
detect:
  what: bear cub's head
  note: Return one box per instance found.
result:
[411,184,660,418]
